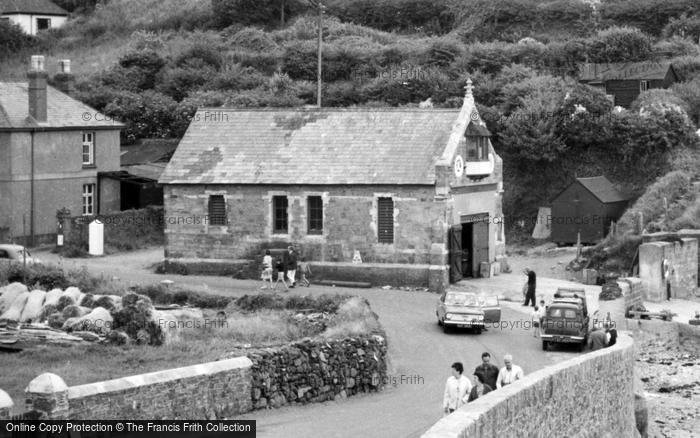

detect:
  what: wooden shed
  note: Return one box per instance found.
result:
[550,176,630,245]
[578,61,678,108]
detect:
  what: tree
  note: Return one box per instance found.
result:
[586,26,652,63]
[672,78,700,125]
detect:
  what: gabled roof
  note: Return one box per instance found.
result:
[0,0,68,15]
[0,82,123,130]
[159,108,464,185]
[578,61,675,82]
[121,139,179,166]
[575,176,630,203]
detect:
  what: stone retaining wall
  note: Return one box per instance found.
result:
[246,335,388,409]
[1,336,390,420]
[421,333,636,438]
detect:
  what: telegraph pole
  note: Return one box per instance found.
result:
[317,0,323,107]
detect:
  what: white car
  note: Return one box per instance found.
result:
[436,291,501,334]
[0,244,42,265]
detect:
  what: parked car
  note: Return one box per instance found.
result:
[0,244,41,265]
[436,291,501,334]
[541,288,589,351]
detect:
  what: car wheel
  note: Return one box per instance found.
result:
[542,341,549,351]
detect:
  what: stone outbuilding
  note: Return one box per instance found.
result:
[159,81,506,291]
[639,231,700,302]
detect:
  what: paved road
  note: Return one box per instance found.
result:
[34,248,588,438]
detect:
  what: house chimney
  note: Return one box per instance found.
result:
[27,55,48,122]
[54,59,75,94]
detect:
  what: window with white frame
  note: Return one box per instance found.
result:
[82,184,95,215]
[640,80,649,92]
[82,132,95,166]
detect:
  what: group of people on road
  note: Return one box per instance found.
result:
[443,352,524,414]
[260,246,312,291]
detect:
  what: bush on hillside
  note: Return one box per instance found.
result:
[672,78,700,124]
[103,90,178,143]
[0,21,35,55]
[326,0,456,35]
[599,0,700,36]
[630,89,691,119]
[586,26,653,63]
[226,26,280,52]
[212,0,308,28]
[663,13,700,41]
[652,37,700,58]
[668,55,700,82]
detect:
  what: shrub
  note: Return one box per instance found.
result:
[672,78,700,124]
[94,296,116,311]
[155,61,217,101]
[663,13,700,41]
[586,26,653,63]
[599,0,700,36]
[103,90,179,142]
[226,26,279,52]
[652,37,700,58]
[669,55,700,82]
[0,21,35,55]
[80,294,96,308]
[327,0,456,34]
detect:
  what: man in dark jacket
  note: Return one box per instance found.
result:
[588,326,607,351]
[473,352,500,390]
[523,268,537,307]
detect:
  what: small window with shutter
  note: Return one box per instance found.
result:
[208,195,226,225]
[377,197,394,244]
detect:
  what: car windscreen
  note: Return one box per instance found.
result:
[480,296,498,306]
[445,293,477,306]
[548,307,579,319]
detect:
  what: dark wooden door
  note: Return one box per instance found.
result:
[448,225,462,283]
[473,221,489,277]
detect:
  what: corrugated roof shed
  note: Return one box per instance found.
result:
[0,82,122,130]
[0,0,68,15]
[159,108,462,185]
[578,62,674,82]
[121,139,179,166]
[577,176,630,203]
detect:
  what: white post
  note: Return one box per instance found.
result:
[88,219,104,256]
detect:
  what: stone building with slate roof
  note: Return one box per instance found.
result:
[0,0,68,35]
[159,81,506,291]
[0,56,123,245]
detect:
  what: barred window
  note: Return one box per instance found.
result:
[273,196,288,234]
[208,195,226,225]
[377,197,394,244]
[307,196,323,234]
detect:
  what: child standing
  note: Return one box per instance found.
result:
[260,249,273,290]
[532,306,541,337]
[273,257,288,292]
[298,258,311,287]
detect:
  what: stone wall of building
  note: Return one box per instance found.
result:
[245,335,388,410]
[643,230,700,287]
[639,238,698,302]
[421,333,636,438]
[164,184,447,265]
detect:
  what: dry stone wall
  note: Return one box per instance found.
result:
[246,335,388,409]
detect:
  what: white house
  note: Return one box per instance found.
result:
[0,0,68,35]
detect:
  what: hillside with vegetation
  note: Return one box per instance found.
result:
[1,0,699,247]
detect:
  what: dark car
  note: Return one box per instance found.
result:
[541,288,589,351]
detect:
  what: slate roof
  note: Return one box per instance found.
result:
[159,108,463,185]
[0,0,68,15]
[576,176,630,203]
[578,62,675,82]
[0,82,123,130]
[121,139,179,166]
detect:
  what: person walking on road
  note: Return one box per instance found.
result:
[473,352,500,390]
[297,257,311,287]
[286,246,298,288]
[272,257,289,292]
[496,354,524,388]
[443,362,471,415]
[467,371,493,402]
[260,249,273,290]
[523,268,537,307]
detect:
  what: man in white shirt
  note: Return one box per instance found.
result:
[443,362,472,414]
[496,354,524,388]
